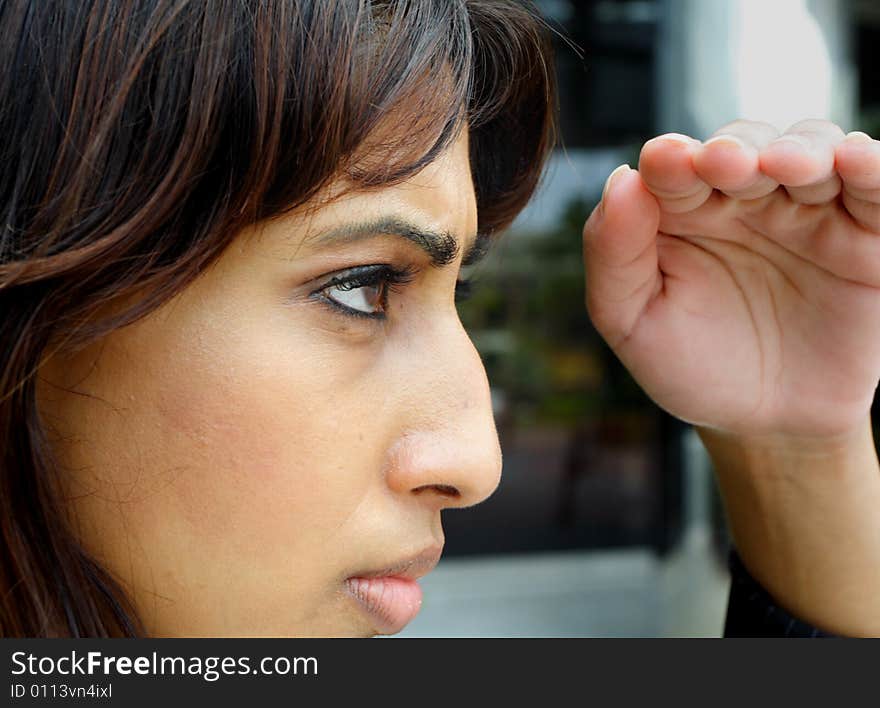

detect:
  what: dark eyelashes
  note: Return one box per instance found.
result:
[308,264,411,321]
[454,277,473,302]
[322,264,418,292]
[310,263,476,321]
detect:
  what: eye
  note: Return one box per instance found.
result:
[313,264,417,320]
[325,280,382,315]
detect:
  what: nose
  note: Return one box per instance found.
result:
[384,315,503,510]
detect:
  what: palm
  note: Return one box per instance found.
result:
[584,121,880,438]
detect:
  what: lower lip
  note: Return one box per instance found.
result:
[344,576,424,635]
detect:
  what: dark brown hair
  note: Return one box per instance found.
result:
[0,0,557,636]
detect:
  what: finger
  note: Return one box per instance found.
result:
[836,131,880,231]
[638,134,712,213]
[583,165,662,349]
[760,119,846,204]
[692,120,780,199]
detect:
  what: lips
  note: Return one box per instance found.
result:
[344,544,443,635]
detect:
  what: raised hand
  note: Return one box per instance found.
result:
[582,120,880,440]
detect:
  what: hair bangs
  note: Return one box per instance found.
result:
[251,0,557,238]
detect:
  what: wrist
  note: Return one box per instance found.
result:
[696,415,876,467]
[696,415,880,636]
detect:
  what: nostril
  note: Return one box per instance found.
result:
[413,483,461,499]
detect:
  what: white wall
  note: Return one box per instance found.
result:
[658,0,855,137]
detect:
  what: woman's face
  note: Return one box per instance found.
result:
[36,129,503,636]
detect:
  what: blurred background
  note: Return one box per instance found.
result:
[396,0,880,637]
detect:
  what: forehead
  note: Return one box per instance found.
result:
[304,127,477,244]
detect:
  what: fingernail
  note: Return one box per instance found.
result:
[771,135,812,149]
[602,164,631,202]
[655,133,696,146]
[846,131,874,143]
[704,135,747,150]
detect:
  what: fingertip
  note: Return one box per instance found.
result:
[638,133,698,165]
[601,163,633,203]
[585,167,659,267]
[702,134,748,150]
[583,167,661,346]
[604,166,658,215]
[637,134,718,212]
[693,135,760,192]
[760,137,833,187]
[836,136,880,191]
[598,164,656,220]
[586,164,633,235]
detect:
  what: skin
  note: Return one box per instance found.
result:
[584,119,880,635]
[36,128,502,637]
[36,113,880,637]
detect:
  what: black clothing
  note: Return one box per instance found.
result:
[724,550,834,637]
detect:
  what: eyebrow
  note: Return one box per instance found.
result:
[306,215,492,268]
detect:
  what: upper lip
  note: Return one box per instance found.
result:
[347,544,444,581]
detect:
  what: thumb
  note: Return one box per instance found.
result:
[583,165,663,350]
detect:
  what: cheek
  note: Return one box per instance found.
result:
[146,321,381,556]
[160,383,317,526]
